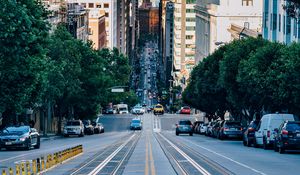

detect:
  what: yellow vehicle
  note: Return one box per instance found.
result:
[153,104,164,115]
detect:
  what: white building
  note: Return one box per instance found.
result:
[263,0,300,44]
[195,0,263,63]
[173,0,196,87]
[67,0,118,49]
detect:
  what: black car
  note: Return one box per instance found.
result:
[218,121,243,140]
[0,126,40,150]
[274,121,300,154]
[82,120,94,135]
[243,120,259,147]
[176,120,193,136]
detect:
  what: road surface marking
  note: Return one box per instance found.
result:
[145,134,149,175]
[182,137,267,175]
[87,134,136,175]
[159,133,211,175]
[149,133,156,175]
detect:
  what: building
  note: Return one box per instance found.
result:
[163,1,174,88]
[88,9,107,49]
[67,0,118,49]
[195,0,263,63]
[172,0,196,88]
[149,7,160,34]
[67,3,89,42]
[42,0,66,32]
[263,0,300,43]
[138,7,150,33]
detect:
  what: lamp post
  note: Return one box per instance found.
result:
[169,79,173,112]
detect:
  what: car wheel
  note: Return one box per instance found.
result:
[64,134,69,137]
[247,140,252,147]
[263,138,268,150]
[34,137,40,149]
[279,146,285,154]
[102,129,105,133]
[79,131,84,137]
[25,140,31,150]
[189,133,193,136]
[253,139,259,148]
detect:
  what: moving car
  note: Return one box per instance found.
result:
[274,121,300,153]
[82,120,94,135]
[63,120,84,137]
[130,119,142,130]
[0,126,40,150]
[217,121,243,140]
[243,120,260,147]
[180,106,191,114]
[254,113,295,149]
[153,104,164,115]
[131,105,145,115]
[176,120,193,136]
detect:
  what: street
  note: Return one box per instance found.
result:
[1,114,300,175]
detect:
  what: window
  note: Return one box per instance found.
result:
[81,3,86,8]
[283,15,286,34]
[287,16,291,35]
[294,19,297,37]
[104,3,109,8]
[186,18,195,22]
[88,28,93,35]
[273,14,277,31]
[242,0,253,6]
[96,4,101,8]
[186,35,193,39]
[186,9,195,13]
[298,21,300,39]
[279,14,281,32]
[105,12,109,17]
[88,3,94,8]
[186,26,195,31]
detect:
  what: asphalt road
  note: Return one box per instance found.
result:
[1,114,300,175]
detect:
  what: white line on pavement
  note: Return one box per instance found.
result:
[159,133,211,175]
[87,134,136,175]
[182,137,267,175]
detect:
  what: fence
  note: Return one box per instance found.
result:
[1,145,83,175]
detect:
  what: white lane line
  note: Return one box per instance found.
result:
[159,133,211,175]
[181,137,267,175]
[87,134,136,175]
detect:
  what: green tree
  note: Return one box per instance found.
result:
[283,0,300,19]
[0,0,49,123]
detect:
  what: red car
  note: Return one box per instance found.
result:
[180,106,191,114]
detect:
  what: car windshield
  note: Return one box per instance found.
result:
[179,121,192,125]
[132,120,141,124]
[183,106,190,109]
[286,123,300,131]
[66,121,80,126]
[2,126,30,135]
[155,105,162,108]
[225,122,241,127]
[120,108,127,111]
[135,106,142,109]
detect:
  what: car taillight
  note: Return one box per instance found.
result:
[267,130,270,138]
[190,125,193,128]
[248,128,255,132]
[223,127,229,131]
[281,130,288,135]
[240,127,243,131]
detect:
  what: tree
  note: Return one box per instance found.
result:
[0,0,50,123]
[283,0,300,19]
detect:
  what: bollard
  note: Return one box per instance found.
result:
[2,169,6,175]
[8,168,13,175]
[26,161,30,175]
[53,153,57,165]
[41,157,45,171]
[16,164,20,175]
[21,162,25,175]
[36,158,40,173]
[32,159,37,175]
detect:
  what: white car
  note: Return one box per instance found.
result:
[63,120,84,137]
[254,113,295,148]
[132,106,145,115]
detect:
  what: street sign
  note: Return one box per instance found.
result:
[111,88,125,93]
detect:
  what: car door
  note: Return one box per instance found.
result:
[255,121,263,145]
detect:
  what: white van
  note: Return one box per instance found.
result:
[254,113,294,148]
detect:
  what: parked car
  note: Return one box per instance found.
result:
[254,113,295,149]
[211,121,223,138]
[105,108,114,114]
[205,121,215,136]
[243,120,260,147]
[130,118,142,130]
[176,120,193,136]
[63,120,84,137]
[82,120,94,135]
[218,121,243,140]
[193,121,203,133]
[200,123,208,134]
[92,121,104,134]
[180,106,191,114]
[0,126,40,150]
[274,121,300,153]
[153,104,164,115]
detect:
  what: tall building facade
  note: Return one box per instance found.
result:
[263,0,300,43]
[163,1,174,87]
[172,0,196,87]
[195,0,263,63]
[88,9,107,49]
[68,0,118,49]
